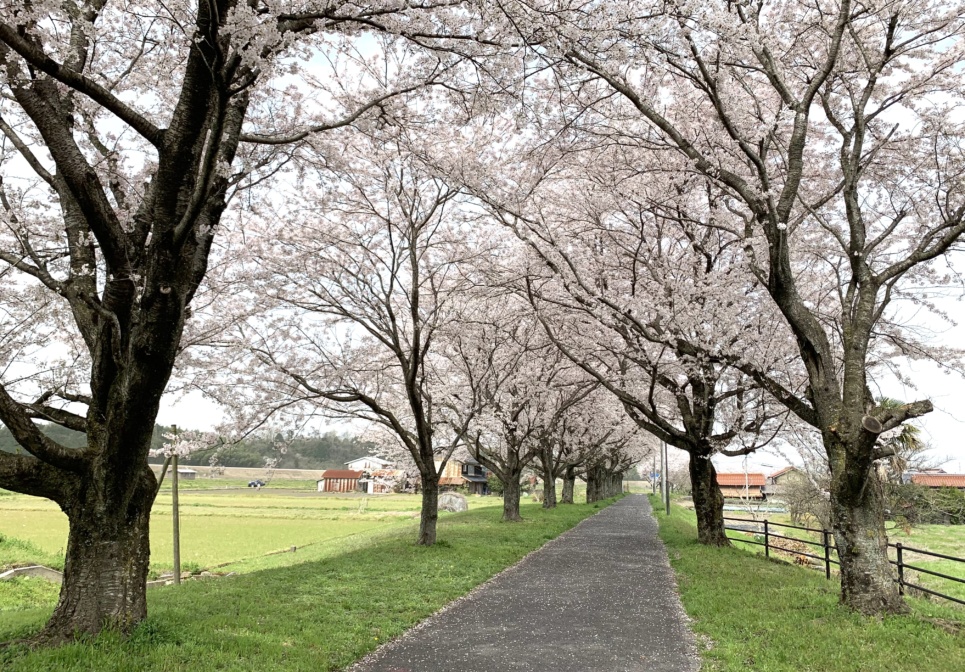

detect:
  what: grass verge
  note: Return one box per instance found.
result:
[0,497,616,671]
[650,496,965,672]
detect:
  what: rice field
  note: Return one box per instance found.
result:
[0,484,501,578]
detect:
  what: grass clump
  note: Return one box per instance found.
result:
[0,498,613,671]
[0,535,63,572]
[650,496,965,672]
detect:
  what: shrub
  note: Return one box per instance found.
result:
[886,483,965,525]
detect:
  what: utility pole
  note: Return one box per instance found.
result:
[662,440,670,516]
[743,455,752,518]
[172,424,181,585]
[652,454,656,495]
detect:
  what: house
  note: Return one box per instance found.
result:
[361,469,407,494]
[176,467,197,480]
[433,456,490,495]
[149,464,198,480]
[345,456,393,472]
[716,472,767,499]
[316,469,364,493]
[764,466,803,496]
[905,473,965,490]
[342,456,404,494]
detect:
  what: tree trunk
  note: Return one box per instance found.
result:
[689,452,730,547]
[418,474,439,545]
[542,476,557,509]
[830,465,905,614]
[561,466,576,504]
[586,464,604,503]
[502,473,523,522]
[39,468,156,643]
[537,446,558,509]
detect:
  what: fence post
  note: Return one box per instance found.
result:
[823,529,831,580]
[896,543,904,596]
[764,520,769,558]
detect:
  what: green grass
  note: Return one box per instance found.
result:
[156,478,321,491]
[0,498,613,671]
[0,509,403,576]
[886,521,965,557]
[0,579,60,614]
[652,496,965,672]
[0,535,63,572]
[678,502,965,603]
[0,488,499,576]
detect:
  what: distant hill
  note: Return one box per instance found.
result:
[0,422,88,452]
[0,422,373,470]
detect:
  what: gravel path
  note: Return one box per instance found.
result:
[350,494,700,672]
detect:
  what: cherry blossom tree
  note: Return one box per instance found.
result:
[583,436,640,502]
[0,0,478,640]
[207,132,491,545]
[446,291,597,520]
[486,0,965,613]
[533,387,647,507]
[521,189,790,541]
[449,141,794,544]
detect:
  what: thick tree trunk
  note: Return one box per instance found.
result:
[561,466,576,504]
[542,477,557,509]
[689,452,730,547]
[830,465,905,614]
[502,474,523,522]
[537,447,558,509]
[586,464,605,503]
[39,467,156,643]
[418,475,439,545]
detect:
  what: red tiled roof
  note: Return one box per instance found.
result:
[320,470,363,479]
[439,477,467,486]
[716,473,766,487]
[910,474,965,488]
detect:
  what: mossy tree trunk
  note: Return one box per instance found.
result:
[688,451,729,547]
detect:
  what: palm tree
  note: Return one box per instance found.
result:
[877,398,927,483]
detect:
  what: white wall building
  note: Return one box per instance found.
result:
[345,456,393,472]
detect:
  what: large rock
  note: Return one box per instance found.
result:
[439,491,469,513]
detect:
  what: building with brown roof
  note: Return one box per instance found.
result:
[316,469,364,493]
[764,466,804,496]
[907,473,965,489]
[434,456,490,495]
[716,472,767,499]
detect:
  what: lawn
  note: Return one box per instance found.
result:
[0,497,616,671]
[0,486,507,619]
[0,489,446,576]
[675,500,965,603]
[653,496,965,672]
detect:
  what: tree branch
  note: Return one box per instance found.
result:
[0,451,70,501]
[0,23,164,146]
[0,382,87,471]
[239,84,425,145]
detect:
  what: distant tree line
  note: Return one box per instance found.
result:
[0,424,372,471]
